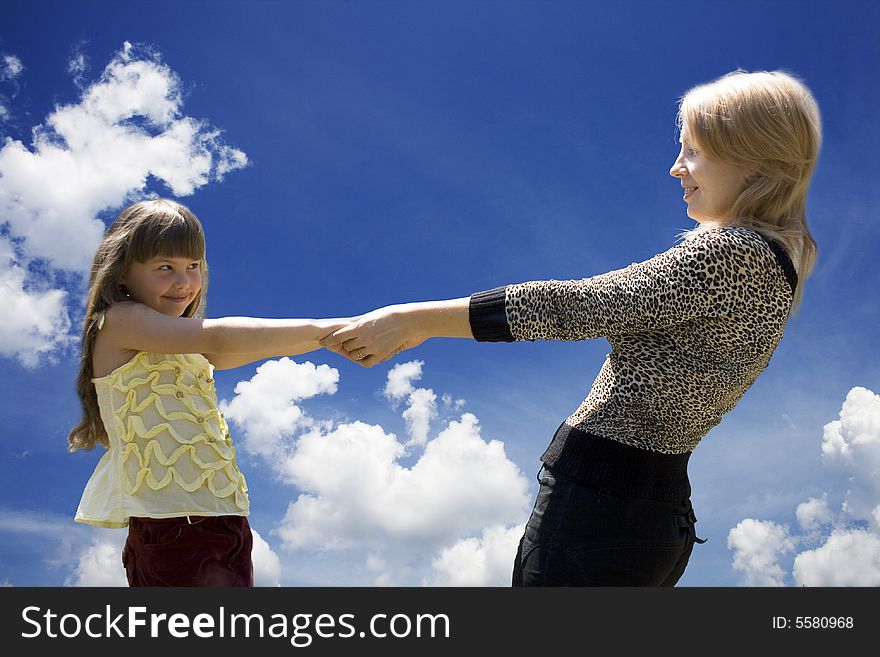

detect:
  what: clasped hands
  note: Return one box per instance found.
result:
[319,305,427,368]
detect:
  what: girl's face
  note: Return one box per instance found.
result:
[122,256,202,317]
[669,134,749,223]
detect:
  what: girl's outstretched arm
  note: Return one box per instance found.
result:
[200,345,323,371]
[319,298,471,368]
[101,301,350,367]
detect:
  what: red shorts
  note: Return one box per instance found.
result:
[122,515,254,587]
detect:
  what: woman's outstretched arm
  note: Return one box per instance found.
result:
[323,228,772,367]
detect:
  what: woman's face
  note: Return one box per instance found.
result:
[669,133,749,223]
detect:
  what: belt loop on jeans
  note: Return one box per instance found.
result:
[535,464,546,483]
[673,508,708,544]
[187,515,192,524]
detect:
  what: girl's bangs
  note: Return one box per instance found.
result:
[128,210,206,263]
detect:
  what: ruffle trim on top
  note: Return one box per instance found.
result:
[100,352,248,511]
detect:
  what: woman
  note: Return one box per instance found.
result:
[321,69,821,586]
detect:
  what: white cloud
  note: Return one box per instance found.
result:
[278,412,528,552]
[68,53,87,76]
[402,387,438,448]
[220,358,339,459]
[0,41,248,366]
[224,359,529,585]
[795,495,834,532]
[729,386,880,586]
[0,237,74,367]
[384,360,423,400]
[1,55,23,80]
[251,527,283,587]
[67,50,88,87]
[441,393,466,410]
[727,519,794,586]
[0,54,21,131]
[425,524,523,586]
[820,386,880,529]
[383,360,438,447]
[274,411,529,585]
[66,532,128,587]
[792,529,880,586]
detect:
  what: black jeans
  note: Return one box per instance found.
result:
[512,466,705,586]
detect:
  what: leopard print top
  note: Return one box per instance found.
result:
[469,226,798,455]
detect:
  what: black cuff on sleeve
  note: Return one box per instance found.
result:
[469,286,514,342]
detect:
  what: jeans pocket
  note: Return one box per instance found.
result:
[520,541,587,586]
[576,544,691,586]
[139,520,184,549]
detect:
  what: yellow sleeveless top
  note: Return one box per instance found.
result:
[75,351,250,528]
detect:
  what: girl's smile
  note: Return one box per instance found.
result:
[122,256,202,317]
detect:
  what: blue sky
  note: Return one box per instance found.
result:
[1,0,879,587]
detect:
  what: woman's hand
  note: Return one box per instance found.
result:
[319,305,426,367]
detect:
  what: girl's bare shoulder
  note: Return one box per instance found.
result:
[92,303,141,378]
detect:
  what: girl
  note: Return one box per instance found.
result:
[69,199,348,587]
[320,69,821,586]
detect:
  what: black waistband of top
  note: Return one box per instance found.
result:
[540,423,692,503]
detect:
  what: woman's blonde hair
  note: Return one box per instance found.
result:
[675,69,821,314]
[68,199,208,452]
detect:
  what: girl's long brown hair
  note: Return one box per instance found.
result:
[68,199,209,452]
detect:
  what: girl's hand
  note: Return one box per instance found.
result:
[314,317,358,342]
[319,306,425,368]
